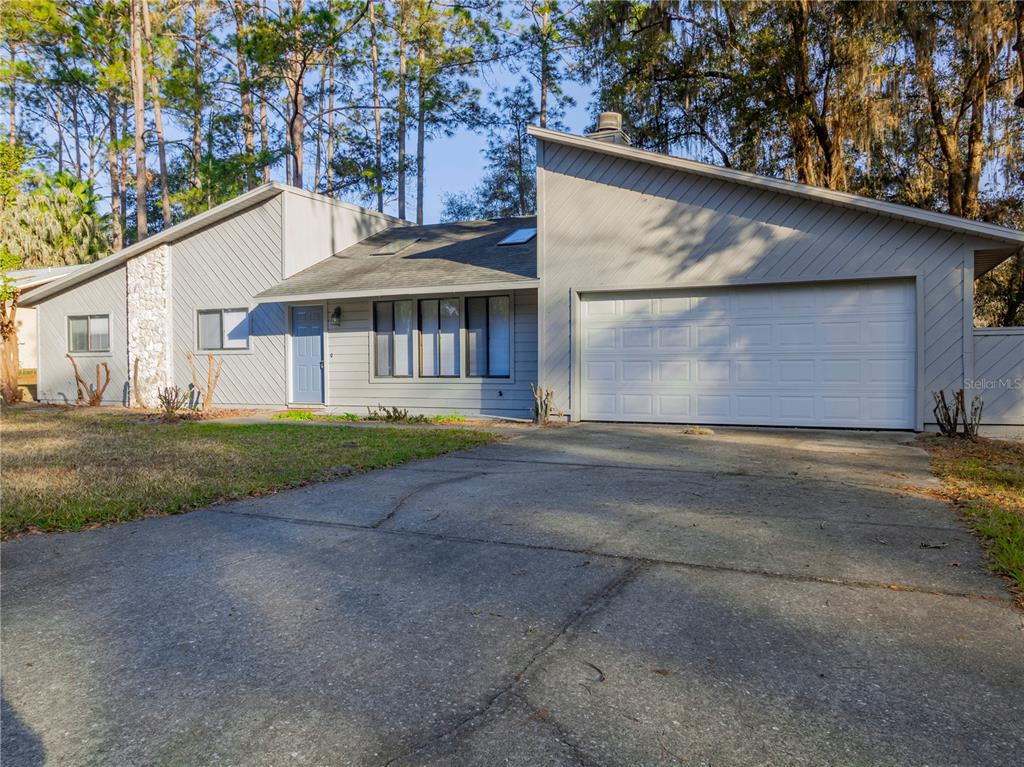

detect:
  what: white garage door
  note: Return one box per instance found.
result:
[580,280,916,428]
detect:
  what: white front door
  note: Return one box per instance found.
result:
[580,280,916,428]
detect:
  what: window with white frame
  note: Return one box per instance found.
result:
[67,314,110,353]
[419,298,461,377]
[466,296,511,378]
[373,295,514,380]
[374,300,414,377]
[197,308,249,351]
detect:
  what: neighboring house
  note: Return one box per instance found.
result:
[22,115,1024,435]
[7,264,90,370]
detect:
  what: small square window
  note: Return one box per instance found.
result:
[198,309,249,351]
[67,315,110,353]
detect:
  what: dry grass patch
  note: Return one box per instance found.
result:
[920,435,1024,600]
[1,405,495,538]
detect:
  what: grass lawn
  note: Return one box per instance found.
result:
[0,406,495,538]
[921,435,1024,600]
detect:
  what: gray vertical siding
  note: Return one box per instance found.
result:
[171,195,288,406]
[36,264,128,405]
[537,140,973,426]
[325,290,538,418]
[973,330,1024,425]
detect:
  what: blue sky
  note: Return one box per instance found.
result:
[382,77,595,224]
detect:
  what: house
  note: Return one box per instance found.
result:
[22,114,1024,435]
[7,264,90,372]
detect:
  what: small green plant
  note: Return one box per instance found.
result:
[156,386,189,421]
[366,404,430,423]
[273,411,363,423]
[273,409,317,421]
[328,412,360,421]
[431,412,465,423]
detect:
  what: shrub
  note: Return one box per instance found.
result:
[366,404,428,423]
[157,386,189,420]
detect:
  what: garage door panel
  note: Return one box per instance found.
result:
[657,326,691,348]
[658,394,692,417]
[622,360,654,382]
[581,281,915,428]
[622,327,654,347]
[733,324,772,347]
[658,360,691,382]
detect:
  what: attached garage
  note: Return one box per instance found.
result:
[580,280,916,429]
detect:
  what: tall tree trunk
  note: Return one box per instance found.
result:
[191,0,204,192]
[0,295,21,405]
[325,55,335,196]
[516,121,527,213]
[54,94,65,173]
[106,94,123,250]
[397,0,408,219]
[416,39,425,225]
[72,91,83,177]
[233,0,255,188]
[369,0,383,212]
[285,0,306,188]
[141,0,171,228]
[129,0,148,239]
[259,0,270,183]
[287,74,304,187]
[7,44,15,145]
[120,103,130,234]
[314,62,325,191]
[538,6,550,129]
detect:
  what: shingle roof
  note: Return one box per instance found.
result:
[8,264,90,291]
[255,217,538,301]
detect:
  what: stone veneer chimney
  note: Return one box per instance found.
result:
[586,112,632,146]
[126,243,173,406]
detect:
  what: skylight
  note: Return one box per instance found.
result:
[497,227,536,246]
[371,237,420,255]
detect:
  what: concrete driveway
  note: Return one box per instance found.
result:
[2,424,1022,766]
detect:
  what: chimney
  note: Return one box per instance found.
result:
[586,112,631,146]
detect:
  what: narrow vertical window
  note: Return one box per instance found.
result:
[374,300,413,377]
[438,298,460,376]
[466,297,488,377]
[374,301,394,377]
[466,296,512,378]
[487,296,511,377]
[419,299,439,377]
[419,298,461,377]
[68,317,89,353]
[393,300,413,376]
[222,309,249,349]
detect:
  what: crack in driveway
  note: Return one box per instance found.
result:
[215,508,1017,605]
[369,472,486,529]
[380,563,646,766]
